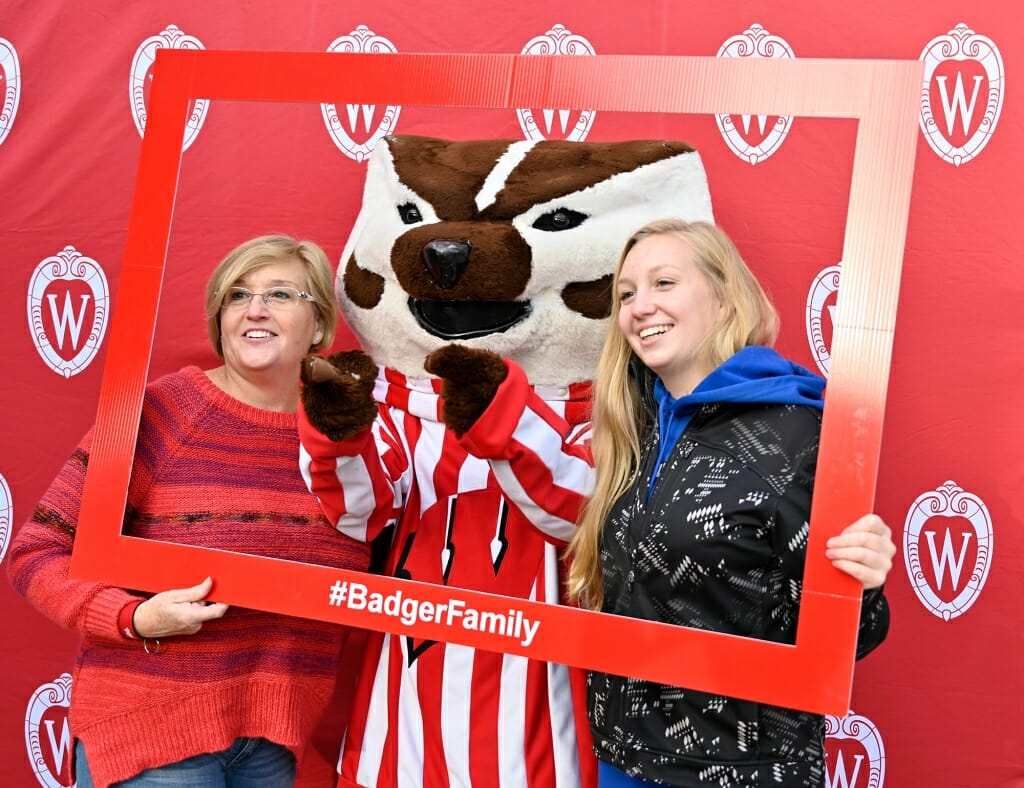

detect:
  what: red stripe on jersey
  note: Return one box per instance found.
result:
[382,366,412,413]
[506,438,588,527]
[338,631,386,785]
[380,636,404,787]
[417,645,451,788]
[469,648,502,786]
[526,657,556,788]
[570,665,599,788]
[432,425,467,514]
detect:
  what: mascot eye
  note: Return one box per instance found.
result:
[532,208,587,232]
[398,203,423,225]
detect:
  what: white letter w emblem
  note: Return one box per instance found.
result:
[43,717,73,777]
[935,72,984,136]
[46,291,91,351]
[826,752,864,788]
[925,529,973,591]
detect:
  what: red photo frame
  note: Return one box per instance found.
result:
[70,50,921,715]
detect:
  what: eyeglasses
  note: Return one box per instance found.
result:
[222,286,316,310]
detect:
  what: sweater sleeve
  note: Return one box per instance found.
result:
[455,361,594,545]
[6,429,144,643]
[297,400,408,543]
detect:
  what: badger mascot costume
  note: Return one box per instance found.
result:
[298,134,714,787]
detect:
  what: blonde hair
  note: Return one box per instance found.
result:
[566,219,779,610]
[204,234,338,357]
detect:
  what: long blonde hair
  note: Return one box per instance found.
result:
[566,219,779,610]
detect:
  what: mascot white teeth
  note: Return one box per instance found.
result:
[298,134,713,788]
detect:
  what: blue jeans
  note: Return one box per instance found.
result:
[75,737,296,787]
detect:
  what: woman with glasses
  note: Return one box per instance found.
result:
[8,235,371,787]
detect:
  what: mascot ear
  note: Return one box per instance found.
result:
[424,345,508,437]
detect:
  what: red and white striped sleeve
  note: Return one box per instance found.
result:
[297,402,409,544]
[456,361,594,545]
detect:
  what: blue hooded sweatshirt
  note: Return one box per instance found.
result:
[647,345,826,500]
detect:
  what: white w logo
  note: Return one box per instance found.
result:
[904,481,992,621]
[346,104,375,133]
[28,248,110,378]
[740,114,769,136]
[935,72,984,136]
[46,291,91,351]
[43,717,73,778]
[826,752,864,788]
[919,26,1004,166]
[925,528,973,591]
[541,109,572,135]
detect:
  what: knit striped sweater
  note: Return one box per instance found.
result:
[8,366,371,788]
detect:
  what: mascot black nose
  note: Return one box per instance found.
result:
[422,239,471,290]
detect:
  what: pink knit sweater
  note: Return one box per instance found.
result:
[8,366,371,788]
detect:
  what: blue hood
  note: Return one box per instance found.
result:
[647,346,825,498]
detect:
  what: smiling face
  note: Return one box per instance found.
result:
[218,257,321,381]
[616,233,725,398]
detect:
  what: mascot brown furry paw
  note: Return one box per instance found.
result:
[298,134,714,788]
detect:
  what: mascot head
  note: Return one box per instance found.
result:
[338,135,714,386]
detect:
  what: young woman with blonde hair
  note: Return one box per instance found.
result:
[568,219,895,787]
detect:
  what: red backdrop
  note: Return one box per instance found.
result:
[2,2,1020,787]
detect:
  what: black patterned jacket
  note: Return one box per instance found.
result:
[588,386,889,787]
